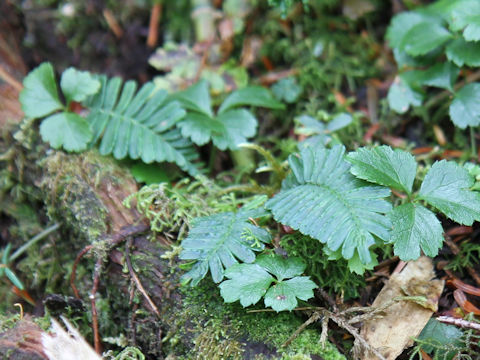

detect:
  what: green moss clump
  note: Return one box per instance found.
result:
[165,280,345,360]
[281,233,366,299]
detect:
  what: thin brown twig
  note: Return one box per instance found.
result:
[125,237,161,318]
[70,224,149,297]
[437,315,480,331]
[103,8,123,38]
[70,245,94,298]
[282,311,322,348]
[330,313,387,360]
[147,2,162,48]
[69,224,149,354]
[0,63,23,92]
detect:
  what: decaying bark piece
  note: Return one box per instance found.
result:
[359,257,444,360]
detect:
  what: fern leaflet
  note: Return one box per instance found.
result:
[265,145,392,267]
[84,75,201,175]
[179,208,271,286]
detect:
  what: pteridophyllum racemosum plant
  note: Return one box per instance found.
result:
[386,0,480,155]
[180,144,480,311]
[19,63,283,176]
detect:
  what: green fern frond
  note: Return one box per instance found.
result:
[84,75,201,175]
[266,145,392,267]
[179,208,271,286]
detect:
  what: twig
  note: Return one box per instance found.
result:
[437,315,480,331]
[317,288,338,312]
[330,313,387,360]
[70,224,149,298]
[425,69,480,109]
[90,257,103,354]
[0,63,23,92]
[103,8,123,38]
[282,311,323,348]
[10,223,61,262]
[70,245,94,298]
[125,238,161,318]
[147,2,162,48]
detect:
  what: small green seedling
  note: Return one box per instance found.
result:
[0,244,25,290]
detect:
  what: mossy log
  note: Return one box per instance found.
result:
[0,18,345,360]
[1,128,345,360]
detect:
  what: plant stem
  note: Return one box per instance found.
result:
[424,69,480,110]
[471,127,477,160]
[10,223,60,262]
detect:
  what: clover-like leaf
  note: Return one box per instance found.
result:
[386,12,433,49]
[218,86,285,113]
[179,208,271,286]
[390,203,444,261]
[265,145,392,265]
[449,83,480,129]
[60,67,101,103]
[387,74,423,114]
[347,146,417,195]
[264,277,316,312]
[271,77,302,104]
[40,112,93,152]
[219,263,274,307]
[400,22,452,57]
[416,62,459,91]
[173,79,213,116]
[418,160,480,225]
[256,254,305,281]
[446,37,480,68]
[19,62,63,118]
[219,254,317,311]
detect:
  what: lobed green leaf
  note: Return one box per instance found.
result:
[266,145,392,267]
[179,208,271,285]
[449,83,480,129]
[390,203,443,261]
[60,67,101,103]
[347,146,417,195]
[40,113,93,152]
[218,86,285,114]
[19,62,63,118]
[419,160,480,225]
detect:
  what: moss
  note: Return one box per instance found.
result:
[166,280,345,360]
[40,151,109,243]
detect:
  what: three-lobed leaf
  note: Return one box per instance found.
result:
[219,254,316,311]
[179,208,271,286]
[219,263,274,307]
[387,74,423,114]
[264,277,316,312]
[19,62,63,118]
[265,145,392,267]
[175,80,284,150]
[415,62,459,91]
[418,160,480,225]
[40,113,93,152]
[347,146,417,195]
[389,203,443,261]
[449,83,480,129]
[445,37,480,68]
[60,67,101,103]
[400,22,452,57]
[218,86,285,113]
